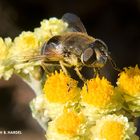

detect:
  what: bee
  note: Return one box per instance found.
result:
[41,13,120,81]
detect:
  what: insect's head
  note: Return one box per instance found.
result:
[81,39,108,68]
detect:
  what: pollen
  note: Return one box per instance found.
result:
[43,71,80,103]
[55,110,84,136]
[81,76,114,108]
[90,114,137,140]
[15,31,38,49]
[100,121,124,140]
[22,34,36,47]
[9,31,39,61]
[117,65,140,97]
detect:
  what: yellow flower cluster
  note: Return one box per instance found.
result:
[36,68,140,139]
[9,31,39,61]
[117,65,140,115]
[55,110,84,136]
[81,76,114,108]
[10,18,67,63]
[0,17,67,80]
[46,110,88,140]
[80,76,121,122]
[0,37,13,80]
[91,114,138,140]
[41,71,80,119]
[43,71,79,103]
[34,18,68,44]
[1,14,140,140]
[117,65,140,97]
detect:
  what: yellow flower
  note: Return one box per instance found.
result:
[81,76,115,108]
[55,110,84,136]
[46,110,87,140]
[43,71,80,119]
[9,31,39,62]
[91,114,138,140]
[117,65,140,97]
[0,18,68,80]
[41,18,68,35]
[0,37,13,80]
[117,66,140,114]
[43,71,80,103]
[34,18,68,44]
[80,76,121,122]
[30,94,50,130]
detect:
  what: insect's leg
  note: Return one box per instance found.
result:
[41,61,60,74]
[61,62,86,81]
[41,61,49,74]
[59,60,69,75]
[74,67,86,82]
[93,68,100,77]
[74,67,89,92]
[60,61,72,68]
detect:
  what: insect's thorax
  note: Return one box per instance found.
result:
[61,32,95,66]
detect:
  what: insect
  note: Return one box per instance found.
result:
[41,13,119,81]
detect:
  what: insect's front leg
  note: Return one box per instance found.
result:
[41,61,60,74]
[59,60,71,75]
[74,67,86,82]
[59,61,86,82]
[93,68,100,77]
[74,67,89,92]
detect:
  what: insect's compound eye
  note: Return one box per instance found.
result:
[94,39,108,55]
[81,47,96,65]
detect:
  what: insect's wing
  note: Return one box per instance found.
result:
[62,13,87,33]
[10,37,63,63]
[41,36,63,61]
[42,44,63,61]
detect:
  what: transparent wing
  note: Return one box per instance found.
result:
[9,36,62,63]
[62,13,87,33]
[7,54,46,63]
[41,36,63,61]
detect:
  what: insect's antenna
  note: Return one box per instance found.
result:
[107,55,121,72]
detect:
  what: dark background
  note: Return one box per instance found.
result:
[0,0,140,139]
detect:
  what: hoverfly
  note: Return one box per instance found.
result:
[40,13,119,81]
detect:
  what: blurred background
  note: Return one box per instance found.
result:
[0,0,140,139]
